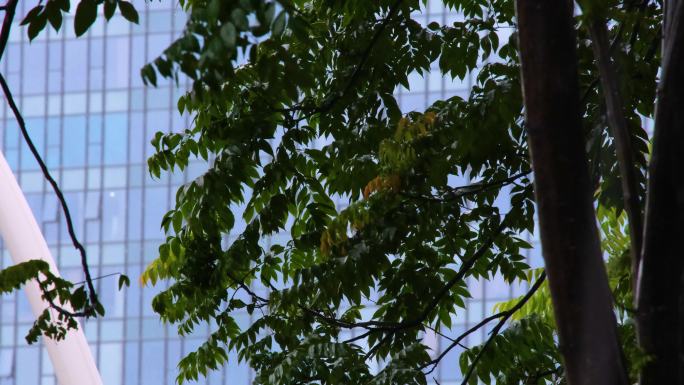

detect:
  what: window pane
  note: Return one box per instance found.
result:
[104,113,128,164]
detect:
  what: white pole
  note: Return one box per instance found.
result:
[0,151,103,385]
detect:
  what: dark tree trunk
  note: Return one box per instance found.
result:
[515,1,629,384]
[636,2,684,384]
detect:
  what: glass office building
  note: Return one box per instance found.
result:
[0,1,541,384]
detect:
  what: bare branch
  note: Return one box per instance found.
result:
[0,0,18,61]
[458,272,546,385]
[421,272,546,376]
[0,73,101,316]
[303,216,509,336]
[401,170,531,203]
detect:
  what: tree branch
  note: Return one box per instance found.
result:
[421,272,546,376]
[588,17,644,286]
[0,0,103,319]
[401,170,531,203]
[0,73,101,316]
[302,215,509,340]
[278,0,404,121]
[458,272,546,384]
[0,0,17,61]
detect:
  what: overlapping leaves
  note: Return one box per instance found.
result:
[142,0,658,384]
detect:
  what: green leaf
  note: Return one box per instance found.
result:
[141,64,158,86]
[104,0,117,21]
[220,22,237,49]
[133,1,656,383]
[94,300,106,316]
[20,6,43,26]
[27,11,48,41]
[57,0,71,12]
[118,274,130,290]
[264,2,276,25]
[47,5,63,31]
[71,286,87,310]
[117,0,139,24]
[271,10,286,37]
[172,211,183,233]
[74,0,98,37]
[230,8,249,30]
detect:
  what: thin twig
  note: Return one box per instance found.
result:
[302,216,509,334]
[72,271,124,286]
[459,272,547,385]
[0,0,17,61]
[278,0,404,120]
[401,170,531,203]
[0,0,101,317]
[0,73,101,315]
[421,272,546,376]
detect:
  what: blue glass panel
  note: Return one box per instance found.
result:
[0,302,15,323]
[4,148,19,170]
[85,220,101,243]
[6,73,19,92]
[64,40,88,92]
[24,193,43,224]
[103,189,126,241]
[130,36,147,86]
[62,116,87,166]
[46,117,61,146]
[166,340,181,384]
[99,343,123,385]
[127,187,142,240]
[104,113,128,164]
[437,333,465,381]
[15,347,40,385]
[0,348,13,377]
[144,187,168,240]
[105,37,130,89]
[129,112,145,163]
[6,43,20,72]
[124,341,141,385]
[146,34,172,64]
[147,86,171,110]
[149,11,173,32]
[226,352,251,385]
[41,346,54,376]
[400,93,427,113]
[174,10,188,30]
[88,143,102,166]
[141,341,165,385]
[89,114,104,143]
[48,40,63,71]
[208,365,224,384]
[89,37,104,67]
[4,119,19,148]
[22,42,46,94]
[142,317,165,337]
[485,273,511,300]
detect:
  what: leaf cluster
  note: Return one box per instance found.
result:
[136,0,658,383]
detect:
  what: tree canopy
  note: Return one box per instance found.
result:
[0,0,676,384]
[138,0,659,384]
